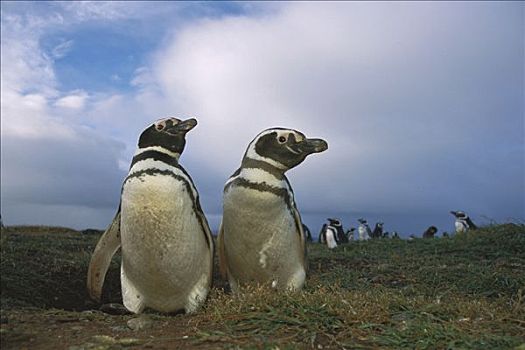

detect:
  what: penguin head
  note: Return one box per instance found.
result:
[138,117,197,155]
[358,218,367,224]
[450,210,467,219]
[427,226,438,234]
[243,128,328,171]
[328,218,342,227]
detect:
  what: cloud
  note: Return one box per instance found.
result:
[51,39,74,59]
[1,2,523,233]
[0,4,128,228]
[151,2,523,212]
[55,90,89,109]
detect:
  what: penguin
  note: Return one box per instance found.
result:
[450,211,477,233]
[302,223,313,242]
[325,226,338,249]
[442,232,450,238]
[357,218,371,241]
[372,222,384,239]
[87,117,213,314]
[422,226,438,238]
[318,223,328,244]
[218,127,328,292]
[391,231,400,239]
[408,234,416,241]
[327,218,347,243]
[346,227,356,241]
[382,231,389,239]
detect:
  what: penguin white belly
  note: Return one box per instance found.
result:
[223,187,305,290]
[326,229,338,249]
[120,174,210,313]
[455,221,466,233]
[358,226,369,240]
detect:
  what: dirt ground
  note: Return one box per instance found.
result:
[1,225,524,349]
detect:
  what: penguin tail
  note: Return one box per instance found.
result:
[87,209,122,302]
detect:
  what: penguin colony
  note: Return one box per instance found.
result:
[316,211,476,248]
[87,117,479,313]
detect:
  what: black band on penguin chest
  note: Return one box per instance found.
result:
[241,158,284,180]
[130,150,179,169]
[124,150,211,249]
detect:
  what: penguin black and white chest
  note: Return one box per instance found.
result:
[218,128,328,292]
[87,117,213,314]
[328,218,347,243]
[450,210,477,233]
[346,227,356,241]
[325,225,338,249]
[372,222,384,239]
[357,218,371,241]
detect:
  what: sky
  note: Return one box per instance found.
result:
[1,1,524,237]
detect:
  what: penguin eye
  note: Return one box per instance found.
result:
[155,120,166,131]
[278,136,287,143]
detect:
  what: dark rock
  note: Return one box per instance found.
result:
[99,303,131,315]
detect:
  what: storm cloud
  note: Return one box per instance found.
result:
[1,2,523,235]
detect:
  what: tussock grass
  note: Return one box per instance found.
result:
[1,224,524,349]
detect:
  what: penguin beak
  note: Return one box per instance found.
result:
[450,211,457,216]
[176,118,198,133]
[292,138,328,155]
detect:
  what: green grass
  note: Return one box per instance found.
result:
[1,224,524,349]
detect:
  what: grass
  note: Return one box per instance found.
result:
[1,224,524,349]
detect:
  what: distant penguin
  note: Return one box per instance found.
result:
[450,211,477,233]
[325,226,338,249]
[357,218,371,241]
[408,234,416,241]
[87,117,213,314]
[382,231,389,239]
[391,231,400,239]
[328,218,347,243]
[302,223,313,242]
[318,223,328,244]
[372,222,384,239]
[442,232,450,238]
[423,226,438,238]
[346,227,356,241]
[218,127,328,292]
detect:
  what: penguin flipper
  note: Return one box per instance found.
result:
[291,205,308,271]
[87,209,121,302]
[217,222,229,280]
[194,206,214,288]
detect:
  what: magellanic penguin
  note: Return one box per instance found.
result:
[422,225,438,238]
[318,223,328,243]
[325,226,338,249]
[346,227,356,241]
[372,222,384,239]
[450,210,477,233]
[218,127,328,292]
[328,218,347,243]
[357,218,371,241]
[87,117,213,314]
[302,223,313,242]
